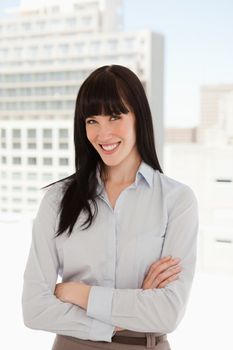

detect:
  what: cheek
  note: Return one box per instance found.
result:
[86,127,96,143]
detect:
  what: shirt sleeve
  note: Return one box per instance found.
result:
[87,185,199,333]
[21,186,115,342]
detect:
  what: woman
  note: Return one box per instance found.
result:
[22,65,199,350]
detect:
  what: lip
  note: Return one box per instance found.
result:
[99,142,121,155]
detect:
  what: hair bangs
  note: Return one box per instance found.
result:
[79,73,130,120]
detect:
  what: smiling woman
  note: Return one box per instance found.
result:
[21,65,198,350]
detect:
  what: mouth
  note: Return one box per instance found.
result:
[99,142,121,154]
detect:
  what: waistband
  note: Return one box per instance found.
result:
[112,330,167,348]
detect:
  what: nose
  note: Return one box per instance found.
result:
[97,122,114,141]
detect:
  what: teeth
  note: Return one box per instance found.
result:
[101,143,119,151]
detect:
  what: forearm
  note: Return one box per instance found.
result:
[54,282,125,331]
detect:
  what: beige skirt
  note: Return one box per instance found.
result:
[51,330,171,350]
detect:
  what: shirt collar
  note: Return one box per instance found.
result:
[96,160,154,193]
[136,160,154,188]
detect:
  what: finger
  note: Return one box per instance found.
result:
[152,265,182,287]
[156,273,180,288]
[147,257,181,281]
[147,264,181,288]
[145,256,172,279]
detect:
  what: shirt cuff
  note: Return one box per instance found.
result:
[86,286,114,324]
[88,318,115,342]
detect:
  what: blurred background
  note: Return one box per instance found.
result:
[0,0,232,349]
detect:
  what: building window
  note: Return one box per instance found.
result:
[29,46,38,57]
[75,42,85,54]
[1,129,6,137]
[13,157,21,165]
[215,178,232,183]
[59,44,69,54]
[12,172,21,179]
[13,129,21,138]
[27,173,37,180]
[27,187,37,191]
[43,129,52,137]
[22,22,31,31]
[42,173,52,180]
[1,156,7,164]
[28,142,36,149]
[43,143,52,149]
[28,157,37,165]
[13,197,22,203]
[43,157,53,165]
[59,142,68,149]
[107,40,118,50]
[59,158,69,166]
[66,18,76,28]
[59,128,68,138]
[1,171,7,179]
[12,186,21,191]
[12,142,21,149]
[27,129,36,138]
[90,41,100,53]
[44,45,53,56]
[82,16,92,26]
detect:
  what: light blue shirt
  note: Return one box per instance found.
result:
[22,161,199,342]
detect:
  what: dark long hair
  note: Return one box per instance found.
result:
[41,65,163,237]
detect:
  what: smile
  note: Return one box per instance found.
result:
[99,142,121,154]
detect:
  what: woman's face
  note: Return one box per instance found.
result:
[85,108,140,168]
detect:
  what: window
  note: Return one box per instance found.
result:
[13,186,21,191]
[82,16,92,26]
[13,157,21,165]
[59,44,69,55]
[66,18,76,28]
[28,157,37,165]
[44,45,53,56]
[215,178,232,183]
[22,22,31,31]
[12,142,21,149]
[14,47,22,57]
[12,172,21,179]
[59,158,69,166]
[43,143,52,149]
[75,42,84,54]
[13,129,21,138]
[1,129,6,137]
[42,173,52,180]
[29,46,38,57]
[90,41,100,53]
[43,129,52,137]
[59,128,68,138]
[1,156,7,164]
[108,40,118,50]
[43,157,53,165]
[27,129,36,138]
[27,198,37,204]
[27,187,37,191]
[27,172,37,180]
[28,142,36,149]
[59,142,68,149]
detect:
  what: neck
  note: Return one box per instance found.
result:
[101,154,142,186]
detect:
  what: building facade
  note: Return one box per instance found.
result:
[0,0,164,217]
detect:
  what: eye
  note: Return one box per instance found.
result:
[110,114,121,121]
[85,119,96,124]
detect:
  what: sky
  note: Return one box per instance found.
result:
[0,0,233,127]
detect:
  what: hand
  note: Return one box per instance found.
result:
[54,282,79,303]
[54,281,91,310]
[114,326,125,332]
[141,256,182,289]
